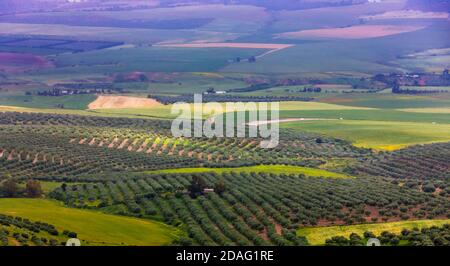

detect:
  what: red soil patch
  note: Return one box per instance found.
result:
[0,52,53,73]
[274,223,283,235]
[258,228,270,241]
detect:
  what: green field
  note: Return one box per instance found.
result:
[0,22,233,44]
[121,73,248,95]
[16,181,64,194]
[283,120,450,150]
[0,95,96,110]
[0,105,175,119]
[146,165,353,178]
[278,101,372,111]
[40,46,266,76]
[223,21,450,75]
[3,95,450,150]
[84,101,363,120]
[0,198,179,246]
[0,5,266,43]
[400,86,450,92]
[90,106,175,119]
[278,108,450,123]
[321,93,450,109]
[399,107,450,113]
[297,219,450,245]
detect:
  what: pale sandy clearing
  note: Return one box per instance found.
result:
[361,10,449,20]
[276,25,426,40]
[88,95,162,109]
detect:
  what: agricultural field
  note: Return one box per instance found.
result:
[282,119,450,150]
[46,170,448,246]
[298,219,450,245]
[0,94,96,110]
[0,0,449,250]
[0,198,178,246]
[147,165,353,179]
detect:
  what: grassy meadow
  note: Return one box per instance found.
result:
[146,165,353,179]
[42,46,266,76]
[282,120,450,150]
[0,198,179,246]
[0,94,96,110]
[320,93,450,109]
[297,219,450,245]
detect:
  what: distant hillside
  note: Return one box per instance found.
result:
[0,0,62,13]
[160,0,367,10]
[0,0,367,13]
[406,0,450,12]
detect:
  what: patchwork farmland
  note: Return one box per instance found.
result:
[0,0,449,250]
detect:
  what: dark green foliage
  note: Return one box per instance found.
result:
[52,171,449,246]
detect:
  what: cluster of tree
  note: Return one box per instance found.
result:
[32,88,113,97]
[326,224,450,246]
[0,228,60,246]
[0,216,77,246]
[392,84,449,94]
[374,70,450,89]
[187,176,226,198]
[298,87,322,93]
[114,73,149,83]
[0,228,7,246]
[354,141,450,181]
[0,214,58,236]
[52,170,448,246]
[0,119,371,180]
[150,94,314,104]
[188,176,207,198]
[54,83,114,90]
[228,83,273,93]
[0,112,172,130]
[0,179,43,198]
